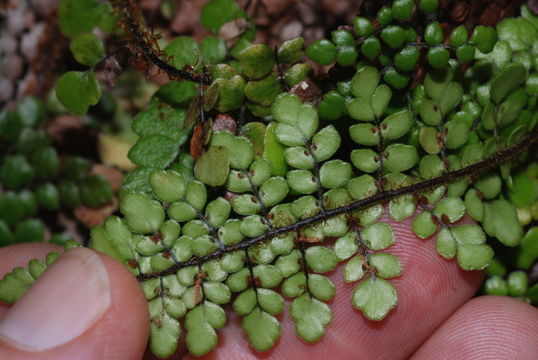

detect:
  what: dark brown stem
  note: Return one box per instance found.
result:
[136,127,538,281]
[114,0,211,84]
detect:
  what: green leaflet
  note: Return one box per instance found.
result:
[120,193,165,235]
[132,104,189,142]
[273,93,319,144]
[0,266,43,304]
[201,0,245,33]
[245,74,281,106]
[345,255,367,283]
[290,293,332,343]
[483,199,523,247]
[433,197,466,223]
[516,228,538,269]
[237,288,284,350]
[305,246,338,273]
[238,44,275,80]
[55,71,101,115]
[90,216,137,266]
[497,17,536,52]
[242,308,281,351]
[361,223,395,251]
[352,276,398,320]
[370,253,402,279]
[334,232,359,260]
[413,211,438,239]
[69,33,105,67]
[185,301,226,356]
[79,175,113,208]
[490,64,527,104]
[308,274,336,301]
[149,310,181,358]
[150,170,186,203]
[128,135,180,169]
[154,82,197,105]
[165,37,199,69]
[278,37,305,64]
[59,0,111,37]
[263,122,288,176]
[194,146,231,186]
[210,131,254,170]
[457,244,494,270]
[306,39,337,66]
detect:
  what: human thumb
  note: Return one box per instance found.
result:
[0,247,149,360]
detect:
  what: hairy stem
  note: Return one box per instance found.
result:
[114,0,211,84]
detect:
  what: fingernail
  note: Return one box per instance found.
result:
[0,247,111,351]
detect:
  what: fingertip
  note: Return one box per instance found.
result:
[0,243,64,318]
[412,295,538,360]
[0,248,149,360]
[0,243,63,278]
[183,214,486,360]
[270,214,484,359]
[94,250,151,358]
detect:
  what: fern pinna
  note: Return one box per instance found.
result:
[1,0,538,358]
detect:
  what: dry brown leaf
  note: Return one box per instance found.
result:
[74,197,118,228]
[190,122,205,160]
[103,56,123,87]
[91,163,124,192]
[290,78,321,104]
[45,115,83,141]
[212,113,237,134]
[261,0,292,16]
[97,134,136,171]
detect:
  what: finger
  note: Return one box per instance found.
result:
[0,243,63,318]
[411,295,538,359]
[0,243,62,278]
[0,247,149,360]
[183,214,484,360]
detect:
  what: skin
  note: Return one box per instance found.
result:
[0,217,537,360]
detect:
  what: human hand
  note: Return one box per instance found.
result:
[1,217,537,359]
